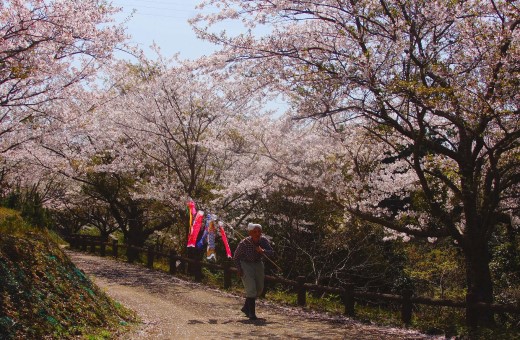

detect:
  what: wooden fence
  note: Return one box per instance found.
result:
[67,234,520,328]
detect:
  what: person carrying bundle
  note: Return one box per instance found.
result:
[233,223,275,320]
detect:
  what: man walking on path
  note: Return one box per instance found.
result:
[233,223,275,320]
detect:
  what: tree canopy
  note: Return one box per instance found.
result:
[2,0,519,329]
[192,0,520,323]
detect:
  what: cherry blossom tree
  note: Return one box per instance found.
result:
[0,0,126,153]
[0,0,128,231]
[193,0,520,322]
[23,53,273,254]
[102,57,270,215]
[38,87,181,249]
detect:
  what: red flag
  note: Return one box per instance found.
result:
[219,222,232,258]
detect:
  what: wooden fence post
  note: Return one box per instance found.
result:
[223,260,232,289]
[100,241,106,257]
[401,289,413,325]
[81,236,87,251]
[194,258,203,282]
[147,247,155,269]
[112,239,118,258]
[90,238,96,253]
[297,276,306,306]
[177,253,186,274]
[169,250,177,275]
[69,235,76,249]
[127,246,136,263]
[342,283,355,317]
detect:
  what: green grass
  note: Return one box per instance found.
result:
[0,207,38,235]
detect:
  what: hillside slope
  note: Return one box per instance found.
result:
[0,210,136,339]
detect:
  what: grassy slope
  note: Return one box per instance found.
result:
[0,208,137,339]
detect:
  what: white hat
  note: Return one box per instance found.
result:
[247,223,262,231]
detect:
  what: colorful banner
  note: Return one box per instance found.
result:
[187,210,204,247]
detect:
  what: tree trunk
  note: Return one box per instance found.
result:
[464,239,494,327]
[126,218,145,263]
[126,231,140,263]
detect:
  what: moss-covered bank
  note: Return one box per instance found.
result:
[0,209,137,339]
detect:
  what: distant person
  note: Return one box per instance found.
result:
[233,223,274,320]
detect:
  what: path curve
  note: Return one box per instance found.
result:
[67,251,442,340]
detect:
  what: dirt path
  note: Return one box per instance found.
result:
[67,251,442,340]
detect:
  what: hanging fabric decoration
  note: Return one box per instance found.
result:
[185,202,233,260]
[206,218,217,261]
[187,200,196,235]
[196,214,211,250]
[187,210,204,247]
[219,221,232,258]
[196,228,208,249]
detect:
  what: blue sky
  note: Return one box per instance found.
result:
[110,0,288,114]
[112,0,223,60]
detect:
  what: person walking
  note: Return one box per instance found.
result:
[233,222,275,320]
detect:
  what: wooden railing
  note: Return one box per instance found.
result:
[67,234,520,328]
